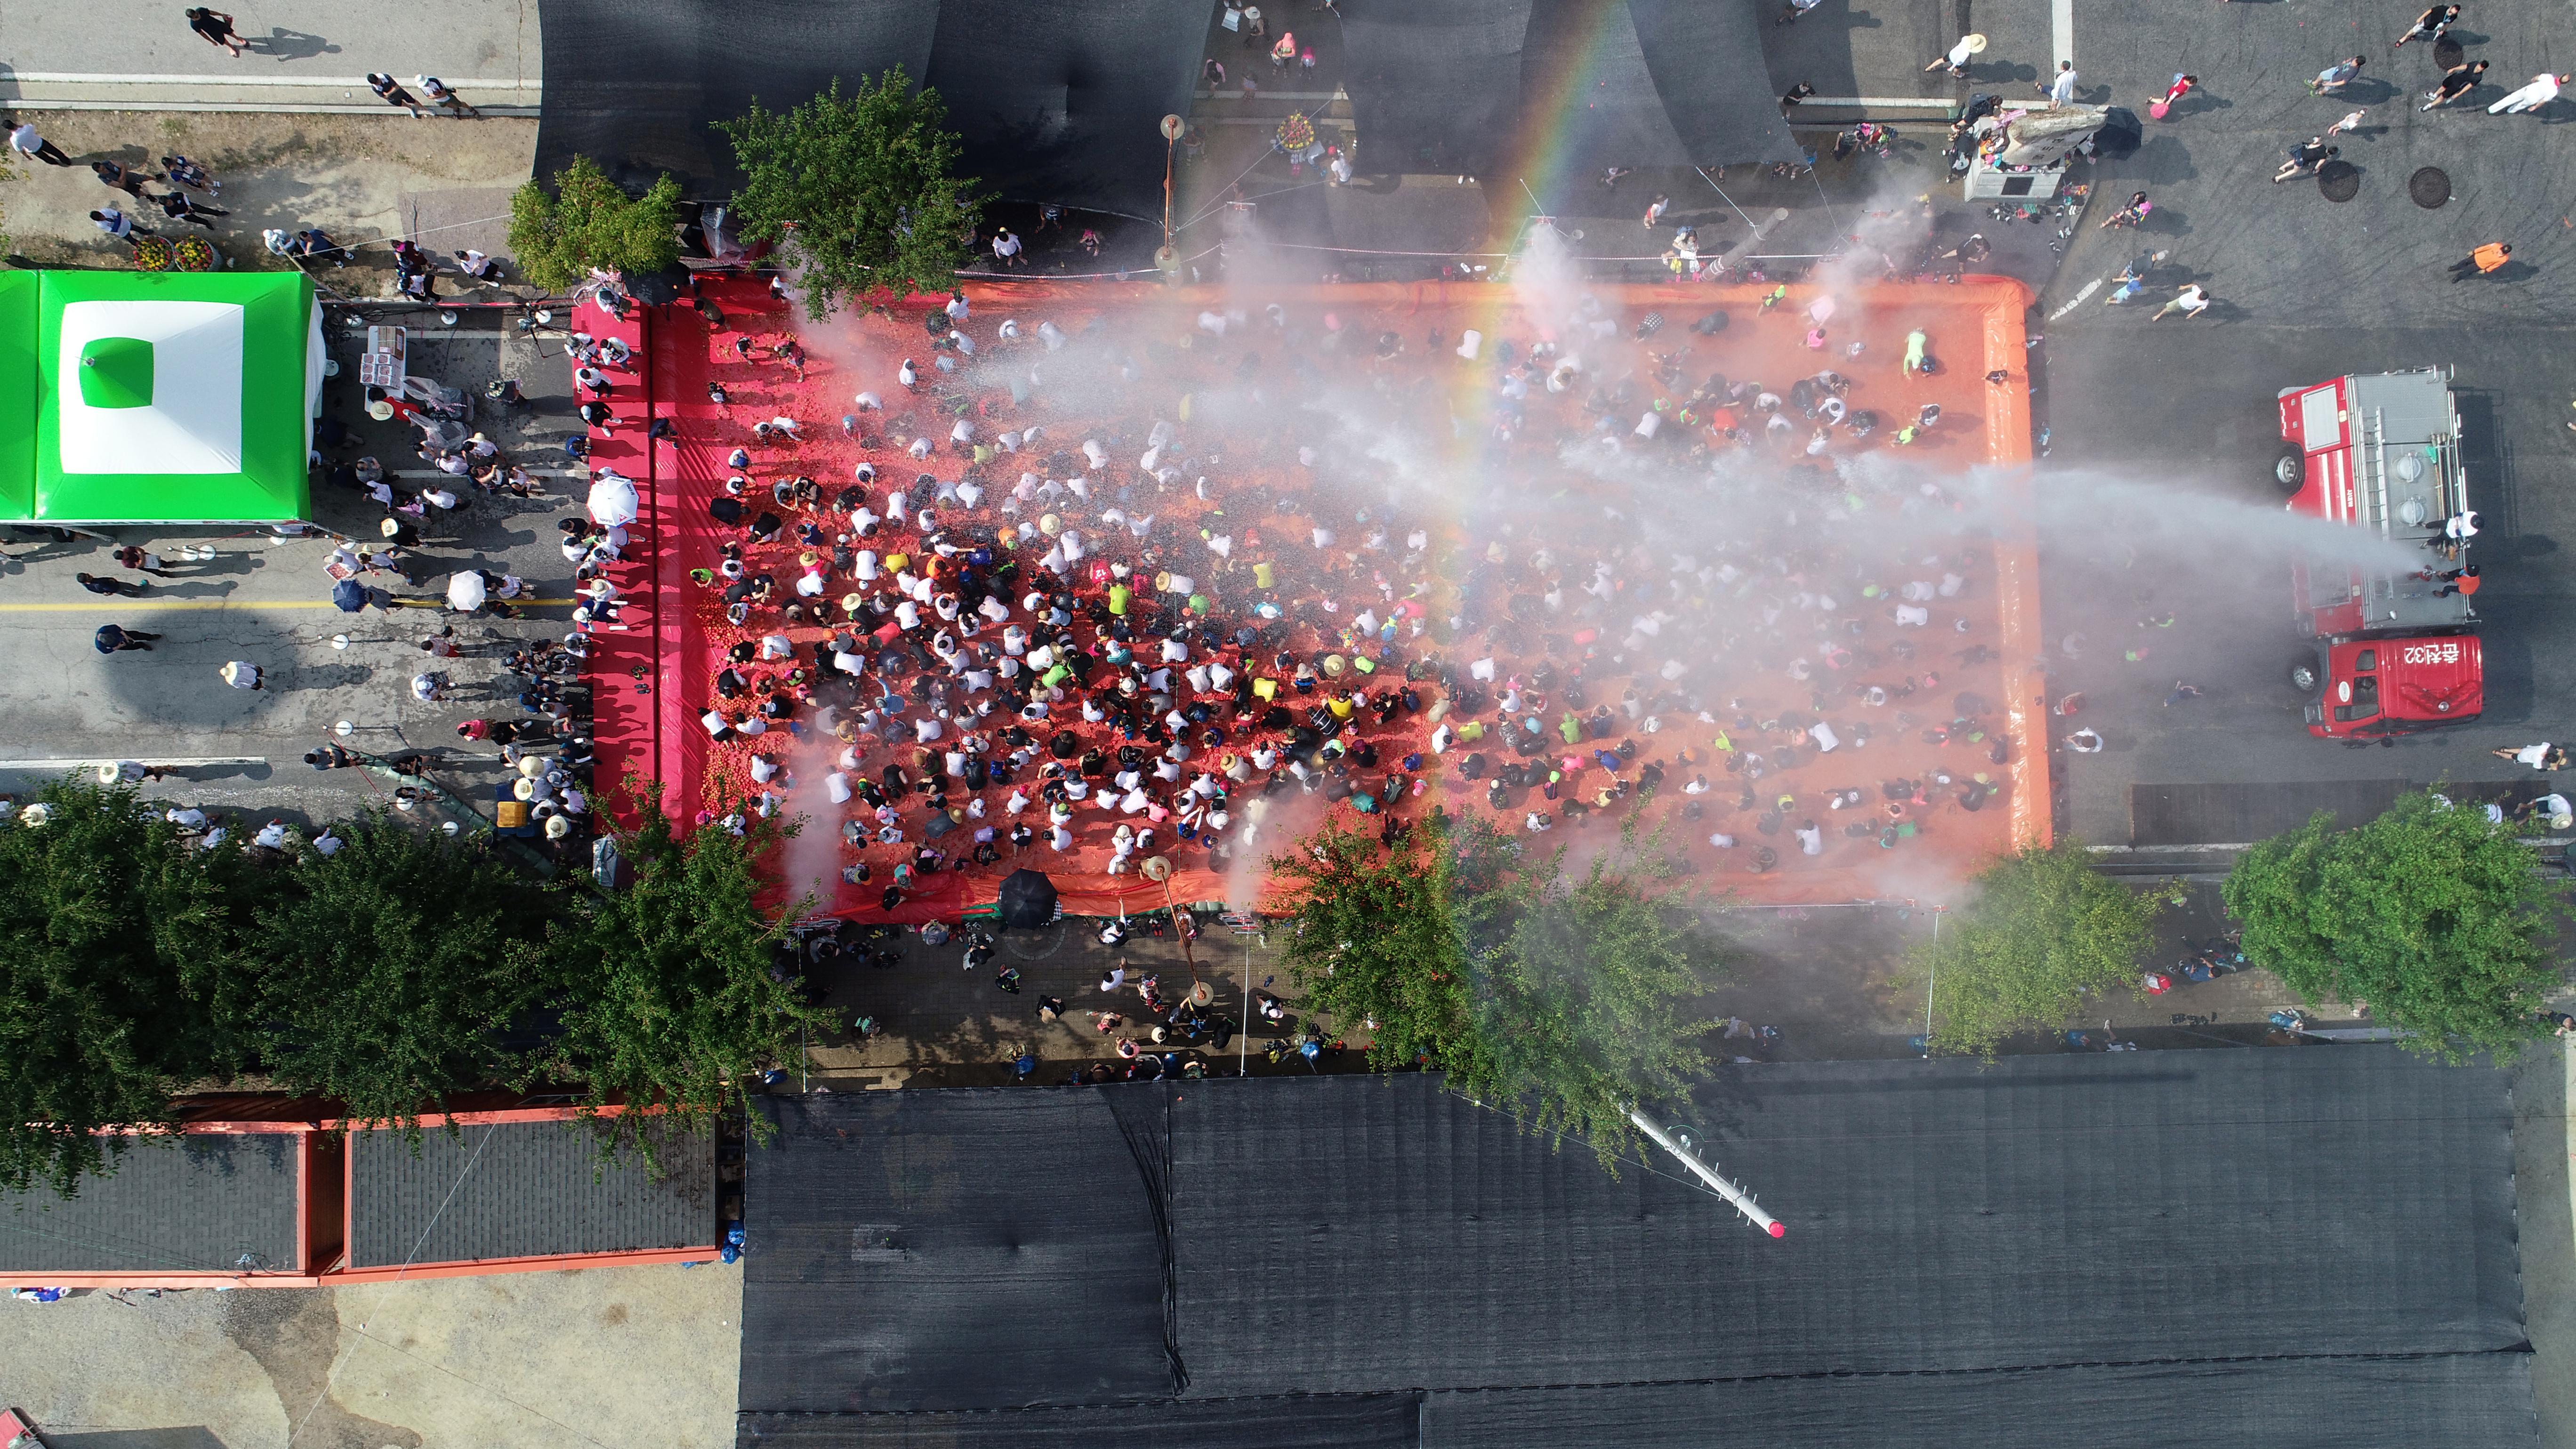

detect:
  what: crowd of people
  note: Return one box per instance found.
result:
[620,270,2023,915]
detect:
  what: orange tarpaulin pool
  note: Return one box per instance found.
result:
[581,274,2045,919]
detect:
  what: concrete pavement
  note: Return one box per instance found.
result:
[0,0,540,113]
[0,1259,740,1449]
[0,307,592,838]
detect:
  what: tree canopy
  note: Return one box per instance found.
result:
[716,69,983,318]
[506,154,684,292]
[0,774,822,1197]
[1907,839,2178,1057]
[0,780,254,1195]
[539,793,831,1159]
[2224,789,2564,1059]
[1272,813,1721,1164]
[244,810,552,1131]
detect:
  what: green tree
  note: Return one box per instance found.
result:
[716,69,983,319]
[0,779,251,1195]
[246,811,551,1130]
[1274,814,1721,1164]
[2224,789,2564,1059]
[539,790,831,1159]
[1908,839,2179,1057]
[506,155,683,292]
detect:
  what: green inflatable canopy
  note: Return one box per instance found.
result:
[0,269,321,524]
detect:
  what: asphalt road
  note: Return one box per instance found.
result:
[2032,0,2576,845]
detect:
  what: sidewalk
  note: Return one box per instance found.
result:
[0,0,540,113]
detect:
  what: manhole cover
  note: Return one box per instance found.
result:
[2318,160,2361,203]
[2434,34,2464,68]
[2410,166,2452,208]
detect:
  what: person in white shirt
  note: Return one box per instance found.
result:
[2490,72,2567,114]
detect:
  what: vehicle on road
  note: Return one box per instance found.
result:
[2276,367,2482,739]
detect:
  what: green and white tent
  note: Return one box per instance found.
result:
[0,269,321,525]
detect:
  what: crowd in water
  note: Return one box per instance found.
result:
[654,274,2021,910]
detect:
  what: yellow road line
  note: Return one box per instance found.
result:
[0,599,579,612]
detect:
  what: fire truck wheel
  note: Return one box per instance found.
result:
[2289,657,2320,693]
[2273,446,2305,494]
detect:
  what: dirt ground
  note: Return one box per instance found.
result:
[1,111,534,283]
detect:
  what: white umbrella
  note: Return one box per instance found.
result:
[587,474,640,528]
[446,571,488,612]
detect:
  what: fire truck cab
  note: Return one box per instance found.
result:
[2276,367,2481,739]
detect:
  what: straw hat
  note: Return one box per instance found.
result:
[1961,31,1988,52]
[544,813,572,838]
[518,756,547,778]
[513,777,537,801]
[1039,513,1062,536]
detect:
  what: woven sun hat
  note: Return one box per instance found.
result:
[1961,32,1988,52]
[518,756,547,778]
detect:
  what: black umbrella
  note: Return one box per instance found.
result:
[996,869,1059,929]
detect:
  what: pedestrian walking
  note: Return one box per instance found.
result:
[113,545,171,576]
[2493,742,2571,771]
[1642,193,1669,228]
[367,72,427,117]
[2423,59,2489,110]
[2489,72,2567,114]
[185,7,245,56]
[151,188,228,228]
[99,759,172,784]
[2272,137,2336,183]
[2392,4,2460,48]
[417,77,480,118]
[2150,283,2211,320]
[2153,74,2197,115]
[90,160,151,197]
[90,208,141,241]
[159,154,218,195]
[2325,108,2366,137]
[1775,0,1824,26]
[9,119,74,167]
[2309,56,2365,96]
[2040,60,2078,103]
[1923,32,1987,79]
[220,660,264,690]
[2447,240,2512,280]
[75,572,143,597]
[2163,680,2205,707]
[94,624,159,653]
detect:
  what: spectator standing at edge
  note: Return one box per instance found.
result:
[94,625,159,653]
[369,73,428,118]
[418,76,480,119]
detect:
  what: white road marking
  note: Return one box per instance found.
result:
[2049,277,2102,320]
[2054,0,2076,70]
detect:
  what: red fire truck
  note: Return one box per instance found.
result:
[2275,367,2481,739]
